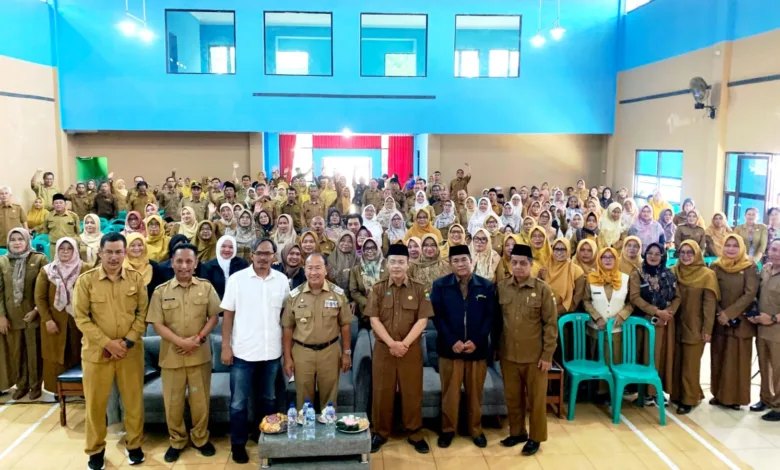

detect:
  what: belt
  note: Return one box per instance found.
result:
[294,337,339,351]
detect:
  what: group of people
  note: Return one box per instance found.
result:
[0,164,778,469]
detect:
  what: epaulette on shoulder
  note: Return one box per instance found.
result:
[290,285,303,298]
[329,282,345,296]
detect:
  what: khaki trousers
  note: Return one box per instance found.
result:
[500,359,548,442]
[292,342,340,411]
[82,345,144,456]
[7,327,42,392]
[439,358,487,437]
[671,342,705,406]
[371,341,424,441]
[710,334,752,406]
[757,338,780,412]
[162,362,212,449]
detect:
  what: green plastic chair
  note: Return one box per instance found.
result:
[606,317,666,425]
[110,218,126,226]
[158,209,164,216]
[558,313,614,421]
[704,256,717,266]
[106,224,124,234]
[0,248,7,256]
[117,210,128,220]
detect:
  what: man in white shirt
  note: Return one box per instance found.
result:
[220,238,290,464]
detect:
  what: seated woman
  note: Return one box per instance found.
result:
[460,197,477,228]
[673,198,705,227]
[622,198,638,228]
[144,214,170,263]
[517,216,535,245]
[563,213,584,240]
[705,212,732,258]
[195,220,218,263]
[484,214,504,255]
[565,196,582,223]
[674,210,706,253]
[122,211,146,236]
[527,200,543,221]
[254,209,274,240]
[733,207,768,263]
[406,236,422,263]
[78,213,104,266]
[271,214,297,263]
[333,186,352,217]
[629,205,665,255]
[619,236,643,275]
[26,197,48,233]
[467,198,495,236]
[382,211,407,253]
[571,211,600,250]
[227,209,256,261]
[349,237,386,329]
[324,209,344,243]
[34,237,89,393]
[407,191,435,226]
[439,224,466,259]
[658,209,676,251]
[272,243,306,290]
[434,200,459,241]
[299,231,321,261]
[144,203,158,220]
[124,233,156,297]
[216,204,237,235]
[408,233,452,291]
[327,232,357,293]
[171,206,199,241]
[629,242,681,406]
[544,238,586,316]
[573,239,598,274]
[469,228,501,282]
[598,202,628,252]
[204,235,250,298]
[495,234,520,282]
[405,209,443,246]
[537,210,559,241]
[529,226,552,273]
[649,190,674,220]
[361,205,383,240]
[500,202,521,233]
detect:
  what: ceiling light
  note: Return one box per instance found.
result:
[138,28,154,42]
[342,128,353,138]
[550,25,566,40]
[118,20,137,36]
[531,34,546,47]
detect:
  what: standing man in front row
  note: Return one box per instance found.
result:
[282,253,352,410]
[495,244,558,456]
[366,244,433,454]
[73,232,149,470]
[430,245,496,449]
[146,243,221,463]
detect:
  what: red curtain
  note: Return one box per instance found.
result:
[312,135,381,149]
[388,135,414,181]
[279,134,296,183]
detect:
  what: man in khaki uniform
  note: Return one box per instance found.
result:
[495,244,558,456]
[361,179,383,212]
[147,243,221,462]
[310,217,335,256]
[73,232,149,470]
[449,163,471,196]
[282,253,352,411]
[127,181,158,215]
[281,187,303,233]
[302,186,325,229]
[157,176,183,221]
[30,169,60,210]
[40,194,81,253]
[366,244,433,455]
[0,186,28,249]
[255,184,278,222]
[65,183,94,220]
[182,182,208,221]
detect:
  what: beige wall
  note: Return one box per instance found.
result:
[433,134,608,196]
[0,56,59,209]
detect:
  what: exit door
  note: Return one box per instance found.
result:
[723,153,771,226]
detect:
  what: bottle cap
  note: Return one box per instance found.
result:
[327,402,333,406]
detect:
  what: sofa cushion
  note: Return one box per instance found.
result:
[210,335,230,373]
[210,372,232,414]
[421,367,441,409]
[422,329,439,371]
[143,336,161,370]
[143,377,165,414]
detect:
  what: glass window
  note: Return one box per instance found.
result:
[725,154,737,192]
[166,10,236,74]
[739,157,768,196]
[634,150,683,204]
[626,0,653,13]
[635,150,658,176]
[455,15,521,78]
[360,14,427,77]
[264,12,333,76]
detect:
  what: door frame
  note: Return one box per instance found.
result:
[723,152,773,225]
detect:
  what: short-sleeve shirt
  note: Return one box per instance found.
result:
[41,211,81,244]
[365,276,434,343]
[758,266,780,343]
[0,203,27,247]
[146,277,222,368]
[496,276,558,363]
[34,183,60,210]
[282,281,352,344]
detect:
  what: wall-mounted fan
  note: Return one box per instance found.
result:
[689,77,716,119]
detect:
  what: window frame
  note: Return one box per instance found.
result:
[453,14,522,79]
[263,11,334,77]
[633,149,684,205]
[359,12,428,78]
[164,9,237,75]
[723,152,773,226]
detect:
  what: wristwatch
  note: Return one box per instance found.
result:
[772,314,778,324]
[343,349,352,356]
[197,334,207,344]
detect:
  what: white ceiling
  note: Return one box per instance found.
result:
[456,15,521,30]
[361,14,427,29]
[189,11,234,25]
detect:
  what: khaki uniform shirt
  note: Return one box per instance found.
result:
[365,276,434,343]
[759,265,780,343]
[32,182,60,210]
[146,277,222,368]
[302,201,326,228]
[496,276,558,363]
[449,176,471,196]
[41,211,82,245]
[93,193,118,220]
[392,190,407,213]
[73,266,149,363]
[319,237,335,256]
[361,189,383,211]
[0,203,27,247]
[0,253,47,329]
[157,189,182,221]
[282,281,352,345]
[182,196,208,221]
[65,192,93,220]
[281,203,303,232]
[127,192,157,215]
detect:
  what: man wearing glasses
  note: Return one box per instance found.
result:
[220,238,290,464]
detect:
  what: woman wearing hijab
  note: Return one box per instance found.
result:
[376,197,396,229]
[34,237,89,392]
[510,194,526,220]
[517,216,535,245]
[299,231,321,261]
[614,188,629,207]
[467,198,494,236]
[709,234,759,410]
[321,181,338,210]
[619,236,643,275]
[658,209,676,250]
[544,238,586,315]
[583,247,633,401]
[484,214,504,255]
[599,188,613,209]
[204,235,250,298]
[573,239,598,274]
[271,242,306,291]
[434,200,459,240]
[194,220,218,263]
[565,196,582,223]
[408,233,451,292]
[469,228,500,282]
[124,233,155,301]
[494,234,520,282]
[439,224,466,260]
[383,211,407,254]
[243,187,258,210]
[113,179,128,212]
[674,210,706,253]
[78,213,103,266]
[670,240,720,414]
[673,199,705,227]
[404,209,443,244]
[648,190,674,220]
[622,198,639,229]
[629,242,681,406]
[564,213,583,240]
[705,212,732,257]
[324,209,343,243]
[144,214,170,263]
[527,200,543,221]
[462,197,477,228]
[537,210,559,242]
[144,202,159,220]
[122,211,146,237]
[26,197,48,232]
[173,206,199,241]
[628,205,665,255]
[328,232,358,292]
[408,191,435,225]
[216,203,237,235]
[356,226,374,256]
[349,237,386,329]
[529,226,552,270]
[254,209,275,240]
[552,189,567,212]
[406,236,422,263]
[334,186,352,217]
[598,202,627,252]
[361,205,383,240]
[0,229,47,399]
[570,211,600,250]
[227,209,256,261]
[574,180,590,206]
[272,214,296,263]
[733,207,768,264]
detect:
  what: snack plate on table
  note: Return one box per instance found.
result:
[335,415,370,434]
[259,413,288,435]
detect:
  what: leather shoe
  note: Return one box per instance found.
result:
[521,439,540,456]
[472,434,487,448]
[500,434,528,447]
[12,388,28,400]
[231,445,249,464]
[195,441,216,457]
[750,401,768,412]
[762,411,780,422]
[437,432,455,448]
[370,435,386,454]
[28,388,42,401]
[164,447,180,463]
[408,438,430,454]
[677,405,692,415]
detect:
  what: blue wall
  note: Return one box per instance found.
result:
[54,0,621,134]
[200,24,235,73]
[264,25,333,76]
[0,0,54,66]
[621,0,780,70]
[166,11,201,73]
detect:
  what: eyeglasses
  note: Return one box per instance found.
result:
[253,251,275,257]
[473,237,488,243]
[363,247,377,252]
[552,248,567,253]
[601,255,616,260]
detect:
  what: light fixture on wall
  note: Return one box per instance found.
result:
[342,128,353,138]
[116,0,153,42]
[530,0,546,47]
[550,0,566,40]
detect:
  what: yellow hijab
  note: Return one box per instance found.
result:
[195,220,217,262]
[529,226,552,266]
[588,247,623,290]
[573,238,598,274]
[123,233,152,285]
[671,240,721,300]
[439,223,466,260]
[321,183,338,209]
[546,238,585,310]
[500,233,522,275]
[404,209,443,243]
[648,193,674,220]
[144,214,170,263]
[178,206,199,240]
[704,212,732,257]
[27,198,48,228]
[518,216,536,245]
[710,233,753,274]
[619,235,643,275]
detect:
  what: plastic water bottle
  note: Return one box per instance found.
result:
[286,404,298,440]
[324,402,336,438]
[303,398,316,439]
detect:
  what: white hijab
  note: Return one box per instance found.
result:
[361,205,383,240]
[413,190,430,212]
[386,211,407,243]
[216,235,236,280]
[467,197,496,236]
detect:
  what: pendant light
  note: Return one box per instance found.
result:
[530,0,546,47]
[550,0,566,40]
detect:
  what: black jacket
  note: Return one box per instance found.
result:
[272,263,307,290]
[203,257,250,298]
[430,273,496,361]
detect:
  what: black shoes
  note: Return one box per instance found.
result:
[164,447,180,463]
[500,434,529,447]
[87,450,105,470]
[437,432,455,448]
[125,447,145,465]
[750,401,768,412]
[709,398,740,411]
[472,433,487,448]
[677,405,693,415]
[370,435,386,454]
[231,444,249,464]
[408,438,430,454]
[762,411,780,422]
[521,440,540,456]
[195,441,216,457]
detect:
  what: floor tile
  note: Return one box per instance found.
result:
[434,456,489,470]
[484,456,543,470]
[585,453,646,470]
[380,456,437,470]
[535,454,595,470]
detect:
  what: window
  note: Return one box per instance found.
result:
[633,150,683,204]
[626,0,653,13]
[264,12,333,76]
[361,13,427,77]
[455,15,521,78]
[165,10,236,75]
[723,153,772,225]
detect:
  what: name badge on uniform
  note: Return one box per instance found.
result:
[325,300,339,308]
[476,294,486,300]
[592,291,603,295]
[163,297,176,301]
